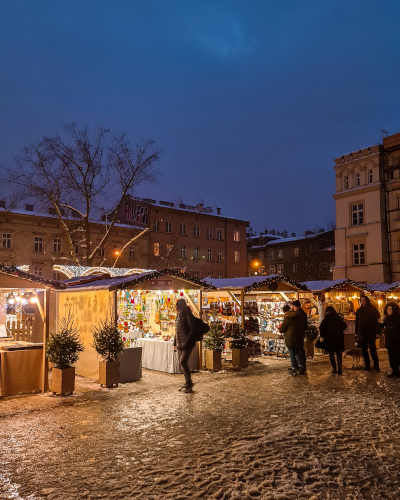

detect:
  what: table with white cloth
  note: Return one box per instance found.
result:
[135,338,199,374]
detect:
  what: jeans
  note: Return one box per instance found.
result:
[329,351,342,371]
[361,339,379,369]
[288,348,305,370]
[179,347,194,387]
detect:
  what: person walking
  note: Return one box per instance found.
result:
[381,302,400,378]
[174,298,196,392]
[279,304,306,375]
[292,300,308,372]
[355,295,381,371]
[319,306,347,375]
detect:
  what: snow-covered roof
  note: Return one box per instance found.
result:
[0,263,66,290]
[302,279,371,293]
[147,201,250,223]
[369,282,400,293]
[202,274,307,292]
[265,230,333,246]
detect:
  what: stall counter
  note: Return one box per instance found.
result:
[136,338,199,374]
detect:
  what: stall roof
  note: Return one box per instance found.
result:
[302,279,372,293]
[202,274,308,292]
[369,282,400,293]
[0,263,67,290]
[63,269,215,292]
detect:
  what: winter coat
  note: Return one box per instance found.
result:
[279,311,304,350]
[174,306,195,350]
[298,307,308,332]
[382,314,400,351]
[355,296,380,342]
[319,313,347,353]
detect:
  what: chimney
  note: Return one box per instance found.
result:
[282,230,288,238]
[216,207,221,215]
[291,232,296,237]
[270,229,276,235]
[197,203,203,212]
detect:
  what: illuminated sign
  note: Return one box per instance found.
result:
[124,205,148,224]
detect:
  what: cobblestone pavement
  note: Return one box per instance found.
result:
[1,352,400,500]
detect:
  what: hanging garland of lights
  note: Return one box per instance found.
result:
[323,279,372,293]
[244,275,308,293]
[0,263,66,290]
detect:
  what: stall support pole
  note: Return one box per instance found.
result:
[199,290,203,370]
[42,289,50,394]
[113,290,118,326]
[240,290,245,325]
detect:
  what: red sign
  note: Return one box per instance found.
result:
[150,280,172,287]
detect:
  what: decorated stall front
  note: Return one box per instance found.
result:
[202,275,308,360]
[58,270,211,378]
[0,264,65,397]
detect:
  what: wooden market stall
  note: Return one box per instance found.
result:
[0,264,65,397]
[58,269,213,379]
[202,275,308,358]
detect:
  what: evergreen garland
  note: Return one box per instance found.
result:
[91,315,124,361]
[304,318,319,341]
[46,314,84,369]
[230,324,248,349]
[203,320,225,351]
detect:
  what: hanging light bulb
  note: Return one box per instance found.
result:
[15,294,22,302]
[8,295,15,305]
[29,296,37,304]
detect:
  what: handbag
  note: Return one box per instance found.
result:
[315,337,328,350]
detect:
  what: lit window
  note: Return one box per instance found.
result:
[53,238,61,252]
[234,250,240,263]
[217,272,222,278]
[344,176,349,189]
[180,224,186,235]
[278,249,283,259]
[34,236,43,252]
[181,245,186,258]
[207,248,212,261]
[207,228,212,239]
[34,266,43,276]
[194,226,200,237]
[217,249,222,262]
[270,265,276,274]
[368,169,373,183]
[154,243,160,256]
[194,247,199,260]
[2,233,11,249]
[294,247,299,258]
[355,172,360,186]
[353,243,365,265]
[277,264,284,274]
[166,222,172,233]
[216,229,223,240]
[233,231,241,242]
[352,203,364,226]
[270,250,274,260]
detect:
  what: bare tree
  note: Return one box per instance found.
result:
[1,123,161,266]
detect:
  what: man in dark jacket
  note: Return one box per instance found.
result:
[292,300,308,372]
[355,295,381,371]
[279,305,306,375]
[174,299,196,392]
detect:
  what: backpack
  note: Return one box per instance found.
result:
[192,316,210,342]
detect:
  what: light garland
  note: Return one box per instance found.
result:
[53,264,155,279]
[244,275,308,293]
[322,279,372,293]
[0,263,66,290]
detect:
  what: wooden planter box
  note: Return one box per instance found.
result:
[99,360,119,387]
[51,367,75,396]
[304,340,314,358]
[205,350,222,372]
[232,347,248,368]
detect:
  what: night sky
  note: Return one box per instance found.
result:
[1,1,400,235]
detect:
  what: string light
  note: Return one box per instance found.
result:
[0,263,66,289]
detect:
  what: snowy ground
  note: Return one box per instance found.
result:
[1,352,400,500]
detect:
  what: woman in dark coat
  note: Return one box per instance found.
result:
[319,306,347,374]
[382,302,400,378]
[355,295,381,370]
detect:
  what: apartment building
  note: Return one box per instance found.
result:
[247,230,335,281]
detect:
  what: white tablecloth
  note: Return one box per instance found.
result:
[135,338,199,374]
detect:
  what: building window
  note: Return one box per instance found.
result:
[206,228,212,239]
[165,221,172,233]
[217,249,222,262]
[248,253,252,262]
[2,233,11,249]
[73,241,80,255]
[53,238,61,252]
[180,224,186,235]
[194,226,200,237]
[352,203,364,226]
[207,271,212,277]
[166,243,172,254]
[344,176,349,189]
[353,243,365,265]
[53,272,62,280]
[34,266,43,277]
[98,247,105,258]
[216,228,223,240]
[259,251,264,261]
[154,243,159,256]
[277,264,284,274]
[181,245,186,258]
[34,236,43,252]
[153,220,160,232]
[269,250,274,260]
[207,248,212,261]
[233,231,241,242]
[217,272,222,278]
[294,247,299,258]
[129,246,135,259]
[388,170,394,180]
[234,273,239,278]
[193,270,199,279]
[278,249,283,259]
[293,263,298,273]
[368,169,373,183]
[355,172,360,186]
[269,265,276,274]
[194,247,199,260]
[234,250,240,263]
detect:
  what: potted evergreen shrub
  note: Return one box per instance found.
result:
[92,315,124,387]
[203,320,225,372]
[231,324,249,368]
[304,319,319,358]
[46,314,84,396]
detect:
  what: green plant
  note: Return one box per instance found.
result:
[91,315,124,361]
[46,314,84,369]
[304,319,319,341]
[230,324,248,349]
[203,321,225,351]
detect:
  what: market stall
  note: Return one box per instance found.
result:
[0,264,65,397]
[202,275,308,359]
[58,269,212,378]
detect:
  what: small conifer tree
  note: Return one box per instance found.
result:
[92,315,124,361]
[203,320,225,351]
[46,314,84,369]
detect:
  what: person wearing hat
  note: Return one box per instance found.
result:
[292,300,308,372]
[174,298,196,392]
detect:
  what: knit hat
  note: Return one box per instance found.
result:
[292,300,301,308]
